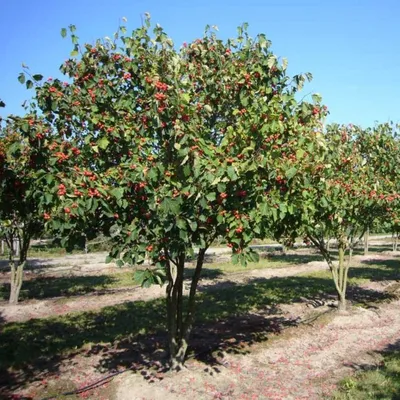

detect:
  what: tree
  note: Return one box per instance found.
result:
[357,123,400,253]
[0,115,49,303]
[20,17,326,369]
[292,124,397,310]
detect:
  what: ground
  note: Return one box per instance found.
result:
[0,242,399,399]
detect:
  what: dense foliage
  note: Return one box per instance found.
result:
[1,17,399,367]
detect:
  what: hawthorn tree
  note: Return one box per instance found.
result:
[0,115,49,303]
[357,123,400,253]
[20,18,326,369]
[292,124,398,310]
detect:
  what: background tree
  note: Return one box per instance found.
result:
[0,115,49,304]
[292,124,397,310]
[357,123,400,252]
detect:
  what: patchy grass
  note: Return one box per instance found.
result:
[2,259,397,373]
[0,273,337,372]
[332,346,400,400]
[0,271,138,301]
[304,258,400,286]
[1,255,399,395]
[191,251,324,276]
[0,252,322,302]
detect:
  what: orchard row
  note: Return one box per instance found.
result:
[1,17,399,369]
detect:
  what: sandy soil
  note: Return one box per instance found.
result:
[1,250,399,400]
[115,299,400,400]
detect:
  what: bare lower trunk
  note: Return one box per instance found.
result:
[364,228,369,256]
[9,261,25,305]
[166,248,206,371]
[309,235,349,311]
[337,292,347,311]
[393,233,398,252]
[335,242,349,311]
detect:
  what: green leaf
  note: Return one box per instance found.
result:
[181,155,189,165]
[321,197,329,208]
[180,93,190,103]
[240,92,249,107]
[98,137,110,150]
[271,207,278,221]
[296,149,305,159]
[32,74,43,81]
[247,250,260,263]
[260,202,269,216]
[116,259,124,267]
[70,49,79,57]
[312,93,322,103]
[282,57,288,71]
[176,217,186,230]
[61,28,67,38]
[189,220,198,232]
[267,56,277,69]
[160,198,180,214]
[18,73,25,84]
[26,80,33,89]
[110,187,124,200]
[227,166,237,180]
[44,193,52,204]
[204,104,212,113]
[206,192,216,202]
[105,255,113,263]
[134,270,145,284]
[285,167,297,179]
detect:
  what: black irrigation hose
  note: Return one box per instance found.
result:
[40,368,131,400]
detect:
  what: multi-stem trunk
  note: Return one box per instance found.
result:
[166,248,206,371]
[7,229,30,305]
[336,242,349,310]
[9,261,25,305]
[309,235,350,311]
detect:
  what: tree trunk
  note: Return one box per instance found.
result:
[364,228,369,256]
[166,257,179,370]
[393,233,398,252]
[166,248,206,371]
[9,261,25,305]
[336,242,349,311]
[309,235,349,311]
[337,291,347,311]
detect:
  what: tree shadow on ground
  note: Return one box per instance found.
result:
[351,244,396,255]
[184,266,224,280]
[0,274,122,301]
[260,251,324,265]
[0,269,224,303]
[0,271,395,397]
[352,258,400,281]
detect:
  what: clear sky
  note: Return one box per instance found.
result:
[1,0,399,127]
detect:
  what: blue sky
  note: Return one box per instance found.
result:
[1,0,399,127]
